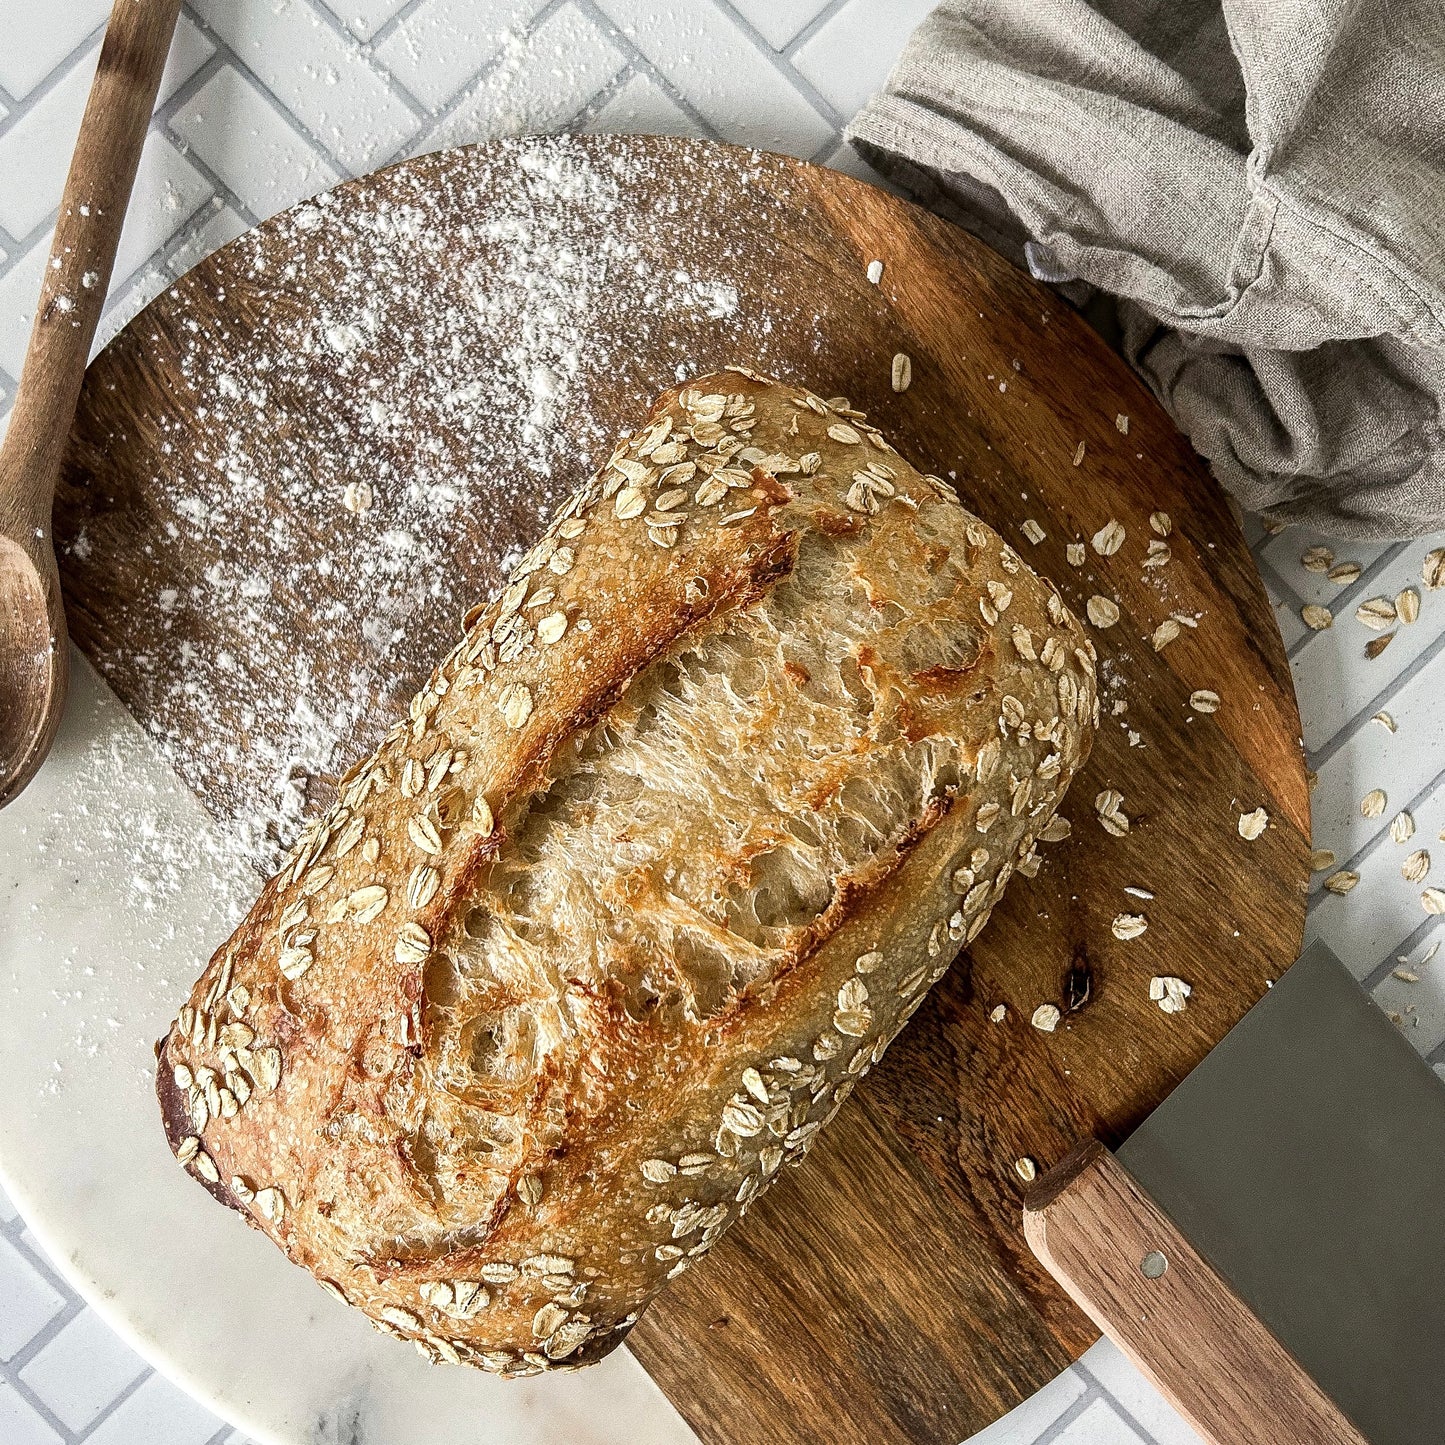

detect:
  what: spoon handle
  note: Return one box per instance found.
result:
[0,0,183,541]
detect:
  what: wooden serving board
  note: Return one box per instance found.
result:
[55,135,1308,1443]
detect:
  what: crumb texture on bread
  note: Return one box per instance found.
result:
[155,369,1096,1375]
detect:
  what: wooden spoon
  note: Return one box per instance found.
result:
[0,0,182,807]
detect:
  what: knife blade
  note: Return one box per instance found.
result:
[1027,941,1445,1445]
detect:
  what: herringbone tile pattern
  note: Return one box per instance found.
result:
[1,2,1440,1441]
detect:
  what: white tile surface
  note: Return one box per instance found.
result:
[1,3,1442,1443]
[726,0,832,52]
[790,0,936,117]
[188,0,420,172]
[19,1309,149,1432]
[0,0,108,101]
[593,0,835,154]
[581,71,699,138]
[0,1237,66,1361]
[0,1380,64,1445]
[0,38,100,240]
[372,0,545,110]
[169,64,342,222]
[81,1371,227,1445]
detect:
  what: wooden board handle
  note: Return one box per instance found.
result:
[0,0,182,536]
[1023,1141,1368,1445]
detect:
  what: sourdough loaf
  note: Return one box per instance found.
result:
[155,369,1096,1374]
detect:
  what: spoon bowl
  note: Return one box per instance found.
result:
[0,534,68,806]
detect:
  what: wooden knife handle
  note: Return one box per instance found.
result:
[1024,1141,1368,1445]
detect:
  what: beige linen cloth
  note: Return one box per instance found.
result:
[846,0,1445,537]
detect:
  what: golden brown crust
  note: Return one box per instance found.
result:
[155,370,1097,1374]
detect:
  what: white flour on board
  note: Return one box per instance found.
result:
[60,135,796,937]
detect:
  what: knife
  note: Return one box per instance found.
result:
[1024,941,1445,1445]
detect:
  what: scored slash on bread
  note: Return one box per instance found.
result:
[155,369,1097,1375]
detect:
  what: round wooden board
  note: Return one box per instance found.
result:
[56,135,1308,1444]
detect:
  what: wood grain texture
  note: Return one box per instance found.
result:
[1024,1143,1368,1445]
[0,0,181,806]
[53,136,1309,1443]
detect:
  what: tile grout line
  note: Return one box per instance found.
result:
[0,20,108,149]
[1306,757,1445,910]
[702,0,846,134]
[1304,614,1445,774]
[573,0,729,144]
[1031,1381,1106,1443]
[1360,914,1443,993]
[72,1361,160,1442]
[781,0,855,60]
[1073,1357,1175,1444]
[289,0,434,123]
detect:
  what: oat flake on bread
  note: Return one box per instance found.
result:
[155,371,1097,1374]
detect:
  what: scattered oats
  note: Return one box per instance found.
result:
[866,259,884,284]
[1151,618,1181,651]
[1395,969,1420,984]
[1301,546,1334,573]
[279,946,313,981]
[1324,869,1360,895]
[722,1098,765,1136]
[1123,886,1154,901]
[395,922,432,964]
[1111,912,1148,940]
[499,683,533,730]
[1423,548,1445,591]
[1149,976,1191,1013]
[175,1136,199,1165]
[989,1004,1008,1023]
[404,861,436,907]
[1015,1157,1038,1183]
[1426,941,1442,964]
[1092,520,1125,556]
[1372,710,1397,732]
[1072,441,1086,467]
[194,1152,220,1183]
[1066,542,1086,567]
[1403,850,1431,883]
[1144,540,1171,568]
[472,795,495,834]
[1356,597,1397,630]
[1310,849,1336,872]
[1149,511,1172,537]
[891,353,912,391]
[537,611,568,645]
[741,1067,769,1104]
[1423,887,1445,915]
[408,814,442,854]
[255,1187,286,1222]
[1327,561,1361,586]
[1365,632,1395,659]
[1396,587,1421,624]
[1039,816,1071,843]
[1022,518,1046,545]
[342,481,374,513]
[1086,595,1120,628]
[1360,789,1387,819]
[1115,413,1129,434]
[1189,689,1220,713]
[614,487,647,521]
[1237,807,1268,841]
[1391,812,1416,844]
[347,884,389,924]
[828,422,862,445]
[1301,604,1334,631]
[1031,1003,1061,1033]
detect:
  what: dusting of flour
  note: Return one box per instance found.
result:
[58,136,806,916]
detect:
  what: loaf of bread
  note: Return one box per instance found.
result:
[156,369,1096,1374]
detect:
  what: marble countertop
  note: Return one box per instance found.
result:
[2,3,1443,1443]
